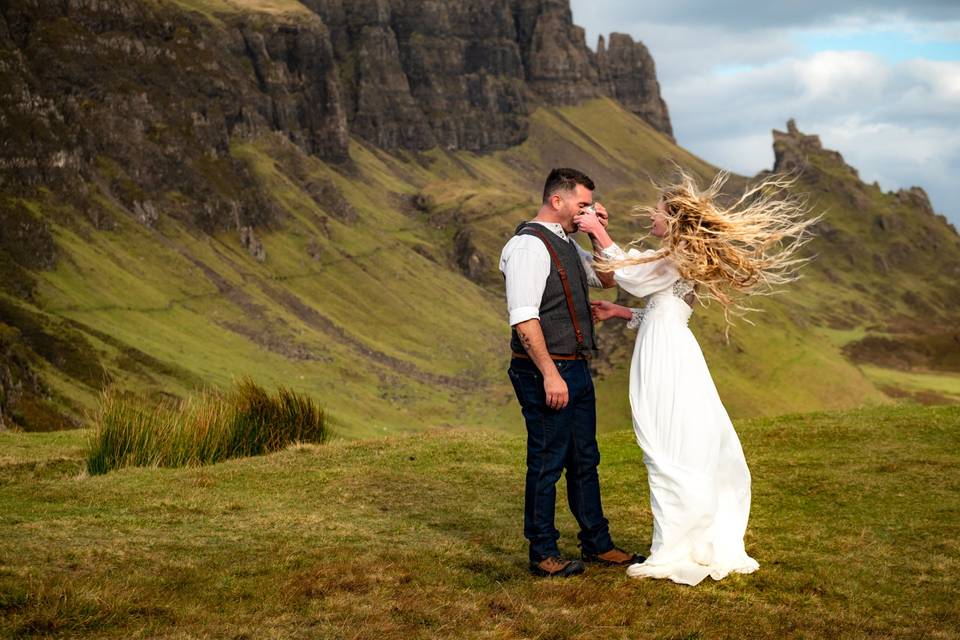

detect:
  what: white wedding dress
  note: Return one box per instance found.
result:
[608,246,759,586]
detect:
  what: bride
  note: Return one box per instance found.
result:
[575,170,816,586]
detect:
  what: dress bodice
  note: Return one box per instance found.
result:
[627,278,696,328]
[671,278,695,301]
[604,244,694,329]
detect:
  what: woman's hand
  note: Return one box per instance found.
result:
[594,203,609,228]
[591,300,632,322]
[575,208,605,237]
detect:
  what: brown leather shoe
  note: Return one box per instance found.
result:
[529,556,586,578]
[582,546,645,566]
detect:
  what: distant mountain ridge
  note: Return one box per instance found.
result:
[0,0,957,433]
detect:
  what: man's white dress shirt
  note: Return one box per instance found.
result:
[499,221,620,327]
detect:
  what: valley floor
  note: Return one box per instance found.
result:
[1,405,958,639]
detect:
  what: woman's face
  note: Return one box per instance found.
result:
[651,200,669,238]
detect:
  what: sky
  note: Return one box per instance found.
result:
[570,0,960,228]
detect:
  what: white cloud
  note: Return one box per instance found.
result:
[795,52,888,100]
[900,60,960,105]
[603,22,798,81]
[570,1,960,226]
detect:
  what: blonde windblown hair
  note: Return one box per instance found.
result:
[599,168,820,323]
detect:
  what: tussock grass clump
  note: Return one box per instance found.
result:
[86,379,326,475]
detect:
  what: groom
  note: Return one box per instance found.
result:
[500,168,643,577]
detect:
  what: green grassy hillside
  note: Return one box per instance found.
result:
[2,94,959,435]
[1,404,957,638]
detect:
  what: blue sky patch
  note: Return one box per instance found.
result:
[798,30,960,62]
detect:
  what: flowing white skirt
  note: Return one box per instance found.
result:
[625,296,759,585]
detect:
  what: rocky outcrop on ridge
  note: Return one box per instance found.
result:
[773,119,944,221]
[596,32,673,139]
[769,119,960,316]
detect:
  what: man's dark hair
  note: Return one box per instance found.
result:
[542,168,595,204]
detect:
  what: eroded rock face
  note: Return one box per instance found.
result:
[513,3,672,135]
[596,33,673,139]
[306,0,436,150]
[298,0,673,152]
[239,226,266,262]
[392,0,530,150]
[305,0,531,151]
[516,0,600,104]
[0,0,348,233]
[895,187,935,216]
[0,0,673,236]
[237,20,349,161]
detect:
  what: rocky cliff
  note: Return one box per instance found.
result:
[596,32,672,138]
[1,0,349,230]
[304,0,672,149]
[0,0,670,177]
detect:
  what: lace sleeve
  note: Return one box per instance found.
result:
[626,307,645,330]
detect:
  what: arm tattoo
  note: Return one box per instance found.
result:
[518,329,533,352]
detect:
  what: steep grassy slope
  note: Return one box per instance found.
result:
[3,95,959,435]
[1,405,958,638]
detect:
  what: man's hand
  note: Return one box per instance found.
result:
[544,372,569,410]
[514,319,566,409]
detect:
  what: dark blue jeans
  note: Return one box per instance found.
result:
[508,357,614,563]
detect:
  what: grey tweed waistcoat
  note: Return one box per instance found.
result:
[509,222,597,356]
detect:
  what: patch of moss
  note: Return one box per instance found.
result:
[0,321,77,432]
[0,297,106,391]
[62,318,202,386]
[6,393,77,432]
[0,198,57,271]
[845,332,960,373]
[0,253,37,300]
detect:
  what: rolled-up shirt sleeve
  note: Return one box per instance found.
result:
[500,238,550,326]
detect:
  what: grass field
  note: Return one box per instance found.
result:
[1,404,957,639]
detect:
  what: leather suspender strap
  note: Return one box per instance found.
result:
[522,225,586,354]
